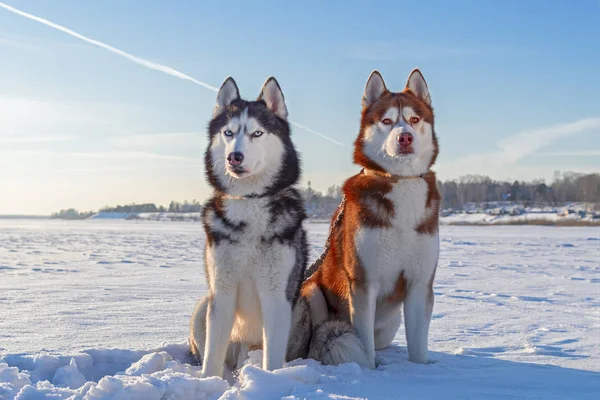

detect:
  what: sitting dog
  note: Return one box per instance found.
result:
[287,69,441,369]
[189,76,308,378]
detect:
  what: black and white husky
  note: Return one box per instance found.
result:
[189,76,308,378]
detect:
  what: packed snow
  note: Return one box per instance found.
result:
[0,220,598,399]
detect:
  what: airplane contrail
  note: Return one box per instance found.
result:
[0,1,343,146]
[0,2,219,92]
[290,121,343,146]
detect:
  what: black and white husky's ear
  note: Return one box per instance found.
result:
[258,77,288,120]
[214,77,240,116]
[362,70,387,108]
[405,68,431,106]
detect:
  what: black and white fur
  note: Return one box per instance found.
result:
[189,77,308,378]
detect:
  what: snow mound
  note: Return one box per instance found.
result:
[0,349,229,400]
[52,359,87,390]
[0,363,31,399]
[3,346,599,400]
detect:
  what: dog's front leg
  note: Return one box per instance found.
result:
[259,290,291,371]
[350,284,378,369]
[403,282,434,364]
[202,290,237,378]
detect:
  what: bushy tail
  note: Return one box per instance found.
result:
[308,320,370,368]
[286,295,369,368]
[289,196,369,367]
[192,292,370,370]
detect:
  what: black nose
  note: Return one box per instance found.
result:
[227,152,244,166]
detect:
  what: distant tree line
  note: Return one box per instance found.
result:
[299,181,343,219]
[299,171,599,218]
[100,203,160,213]
[166,200,202,213]
[50,209,94,220]
[99,200,202,213]
[51,171,599,219]
[51,200,203,219]
[439,171,599,209]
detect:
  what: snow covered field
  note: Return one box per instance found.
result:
[0,220,598,399]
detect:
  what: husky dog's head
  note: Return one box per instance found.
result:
[354,69,438,177]
[205,77,300,197]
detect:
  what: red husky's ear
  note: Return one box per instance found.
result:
[362,70,387,109]
[214,77,240,116]
[258,77,288,120]
[405,68,431,105]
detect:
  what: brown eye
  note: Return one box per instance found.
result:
[410,116,420,124]
[381,118,393,125]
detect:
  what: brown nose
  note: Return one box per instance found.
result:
[398,132,413,146]
[227,152,244,166]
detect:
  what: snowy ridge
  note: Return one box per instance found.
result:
[440,203,600,225]
[0,345,227,400]
[440,211,586,225]
[1,221,599,399]
[1,344,598,399]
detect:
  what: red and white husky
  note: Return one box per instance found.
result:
[287,69,440,369]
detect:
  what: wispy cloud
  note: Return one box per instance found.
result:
[108,132,204,160]
[498,118,600,162]
[437,117,600,181]
[0,35,40,51]
[533,150,600,157]
[0,97,132,142]
[0,1,341,146]
[7,165,139,174]
[0,135,73,143]
[68,151,197,162]
[2,149,198,163]
[0,30,84,52]
[109,132,201,147]
[0,97,97,137]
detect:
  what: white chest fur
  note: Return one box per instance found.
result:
[224,197,271,237]
[205,196,296,294]
[355,179,439,296]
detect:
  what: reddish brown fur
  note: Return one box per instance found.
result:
[302,71,440,339]
[305,174,393,297]
[304,172,423,310]
[354,89,438,171]
[385,271,407,304]
[415,171,441,235]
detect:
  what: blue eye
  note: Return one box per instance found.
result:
[252,131,263,138]
[223,130,233,137]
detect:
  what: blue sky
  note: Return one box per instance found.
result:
[1,0,599,214]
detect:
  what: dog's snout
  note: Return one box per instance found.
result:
[398,132,414,146]
[227,152,244,166]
